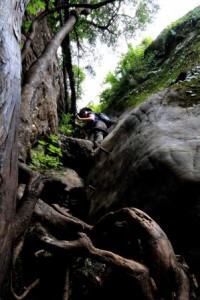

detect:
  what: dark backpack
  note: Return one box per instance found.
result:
[95,112,113,128]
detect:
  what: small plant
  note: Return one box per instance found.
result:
[38,134,62,156]
[29,134,63,171]
[22,21,32,33]
[30,153,62,170]
[58,113,74,136]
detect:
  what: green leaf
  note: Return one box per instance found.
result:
[26,0,45,15]
[22,21,32,33]
[38,140,47,146]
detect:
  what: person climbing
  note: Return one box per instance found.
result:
[76,107,108,149]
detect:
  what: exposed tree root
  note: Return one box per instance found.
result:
[11,278,40,300]
[38,226,155,300]
[31,204,197,299]
[12,164,198,299]
[93,207,191,299]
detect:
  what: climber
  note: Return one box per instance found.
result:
[76,107,108,149]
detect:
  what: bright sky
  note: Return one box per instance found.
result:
[77,0,200,109]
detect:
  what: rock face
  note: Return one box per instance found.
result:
[105,5,200,113]
[87,88,200,281]
[86,7,200,282]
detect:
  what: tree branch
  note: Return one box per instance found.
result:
[85,19,115,33]
[22,0,120,60]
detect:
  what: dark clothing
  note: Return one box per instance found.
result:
[84,112,108,148]
[84,111,98,129]
[78,108,108,149]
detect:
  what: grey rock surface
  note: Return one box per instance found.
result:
[87,88,200,278]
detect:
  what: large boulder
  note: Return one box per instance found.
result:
[86,88,200,281]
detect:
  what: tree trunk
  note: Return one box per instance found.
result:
[19,8,89,162]
[59,0,69,113]
[61,0,77,118]
[0,1,29,298]
[62,35,77,116]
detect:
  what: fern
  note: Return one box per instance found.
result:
[58,113,74,136]
[30,153,62,170]
[30,134,63,171]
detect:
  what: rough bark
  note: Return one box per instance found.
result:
[0,1,29,298]
[63,34,77,116]
[19,7,89,162]
[60,0,74,114]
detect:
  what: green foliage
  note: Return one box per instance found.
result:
[70,0,159,65]
[37,134,62,156]
[23,0,159,114]
[30,153,62,170]
[26,0,45,15]
[58,52,86,100]
[104,71,118,85]
[99,37,153,110]
[22,21,32,33]
[136,1,158,25]
[22,0,46,34]
[167,5,200,30]
[87,103,102,113]
[29,134,63,171]
[58,113,74,136]
[73,65,86,100]
[99,5,200,112]
[117,38,153,76]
